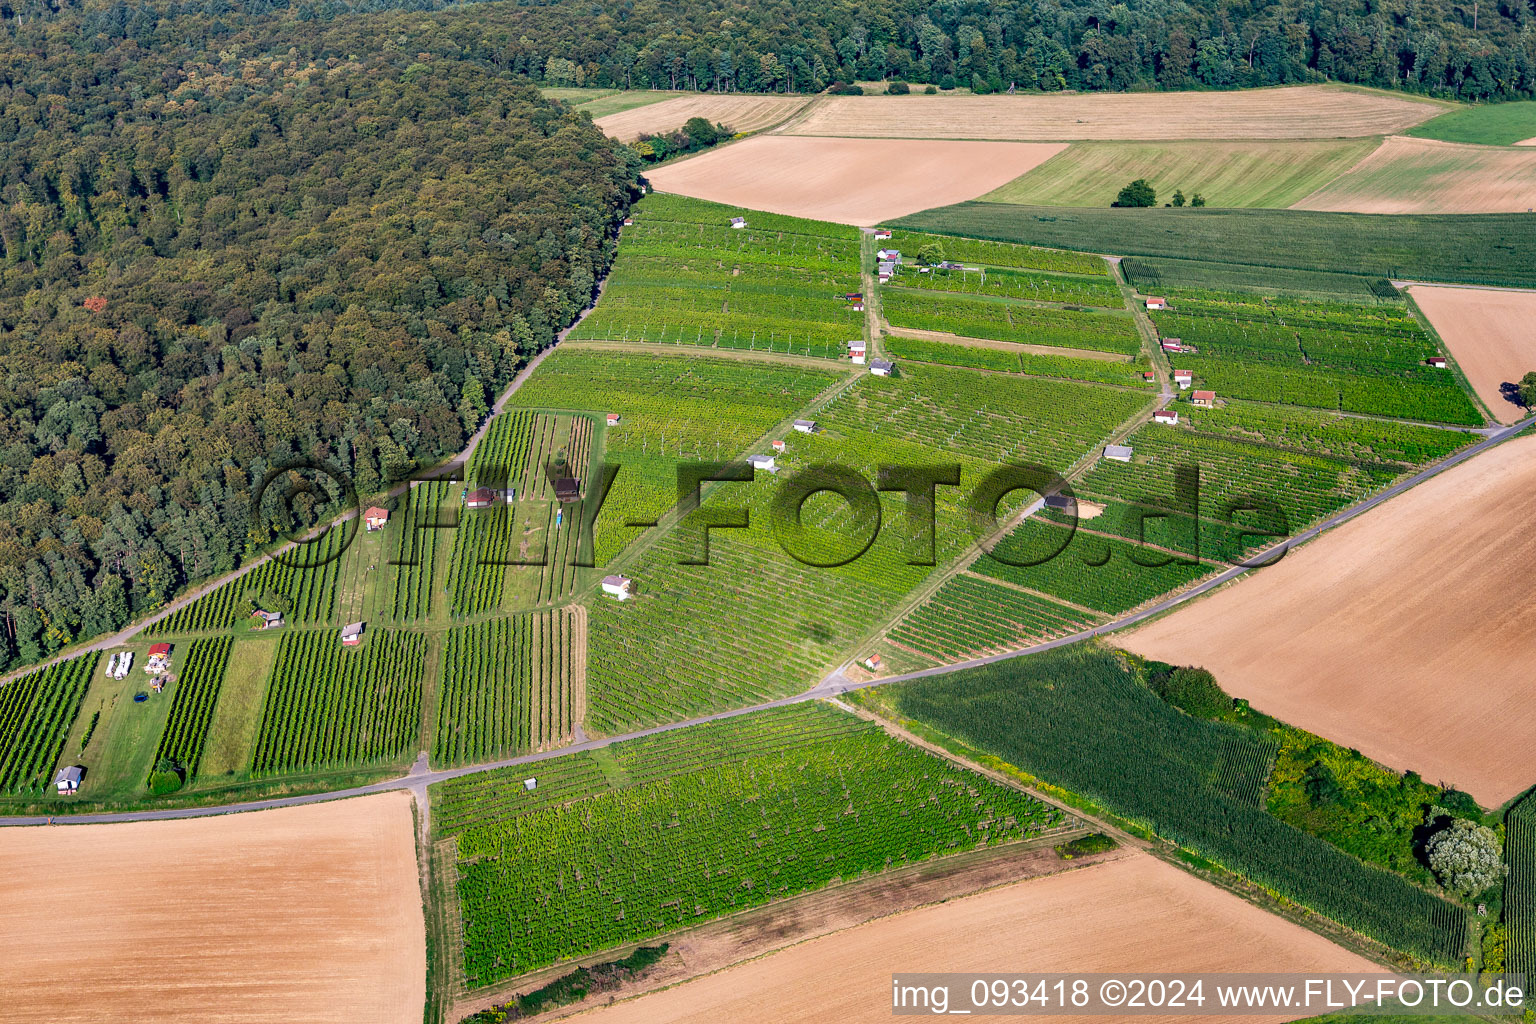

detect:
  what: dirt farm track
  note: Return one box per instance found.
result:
[567,852,1378,1024]
[1122,434,1536,808]
[0,793,425,1024]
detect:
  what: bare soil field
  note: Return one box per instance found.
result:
[1293,136,1536,213]
[565,853,1377,1024]
[0,793,425,1024]
[779,85,1442,141]
[647,136,1066,224]
[1121,435,1536,808]
[1411,285,1536,423]
[594,94,811,142]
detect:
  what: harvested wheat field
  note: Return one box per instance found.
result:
[0,793,425,1024]
[1121,435,1536,808]
[780,85,1442,141]
[647,136,1066,224]
[569,852,1377,1024]
[594,94,811,142]
[1411,285,1536,423]
[1294,136,1536,212]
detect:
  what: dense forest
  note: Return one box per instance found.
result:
[6,0,1536,100]
[0,26,638,671]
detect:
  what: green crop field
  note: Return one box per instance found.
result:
[1506,792,1536,985]
[1119,255,1399,300]
[151,637,232,780]
[0,653,96,794]
[983,139,1380,209]
[250,629,425,775]
[882,291,1142,356]
[434,610,578,766]
[585,363,1148,731]
[874,646,1469,964]
[541,88,681,117]
[569,194,861,358]
[435,702,1066,985]
[507,349,842,564]
[1405,101,1536,146]
[894,203,1536,288]
[148,528,345,635]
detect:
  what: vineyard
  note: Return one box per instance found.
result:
[887,573,1099,662]
[584,365,1146,731]
[1070,424,1404,561]
[0,653,95,794]
[1181,400,1471,466]
[890,264,1122,307]
[249,629,425,775]
[882,290,1143,356]
[390,481,452,622]
[1506,792,1536,986]
[884,230,1108,276]
[148,527,344,634]
[506,349,842,564]
[433,610,580,766]
[447,507,514,617]
[883,647,1470,964]
[977,519,1217,615]
[1149,290,1482,425]
[151,637,232,779]
[441,703,1066,984]
[568,194,861,358]
[884,335,1152,389]
[468,410,537,492]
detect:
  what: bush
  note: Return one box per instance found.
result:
[148,757,184,795]
[924,85,938,94]
[1112,179,1157,208]
[1057,832,1118,858]
[939,74,957,90]
[829,82,864,95]
[1147,666,1229,719]
[887,80,910,95]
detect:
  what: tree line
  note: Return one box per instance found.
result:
[15,0,1533,101]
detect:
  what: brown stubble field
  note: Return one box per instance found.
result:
[1410,285,1536,423]
[646,136,1067,224]
[1121,435,1536,808]
[594,94,812,141]
[564,852,1379,1024]
[0,793,425,1024]
[779,84,1443,140]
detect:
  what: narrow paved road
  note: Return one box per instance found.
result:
[6,411,1528,828]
